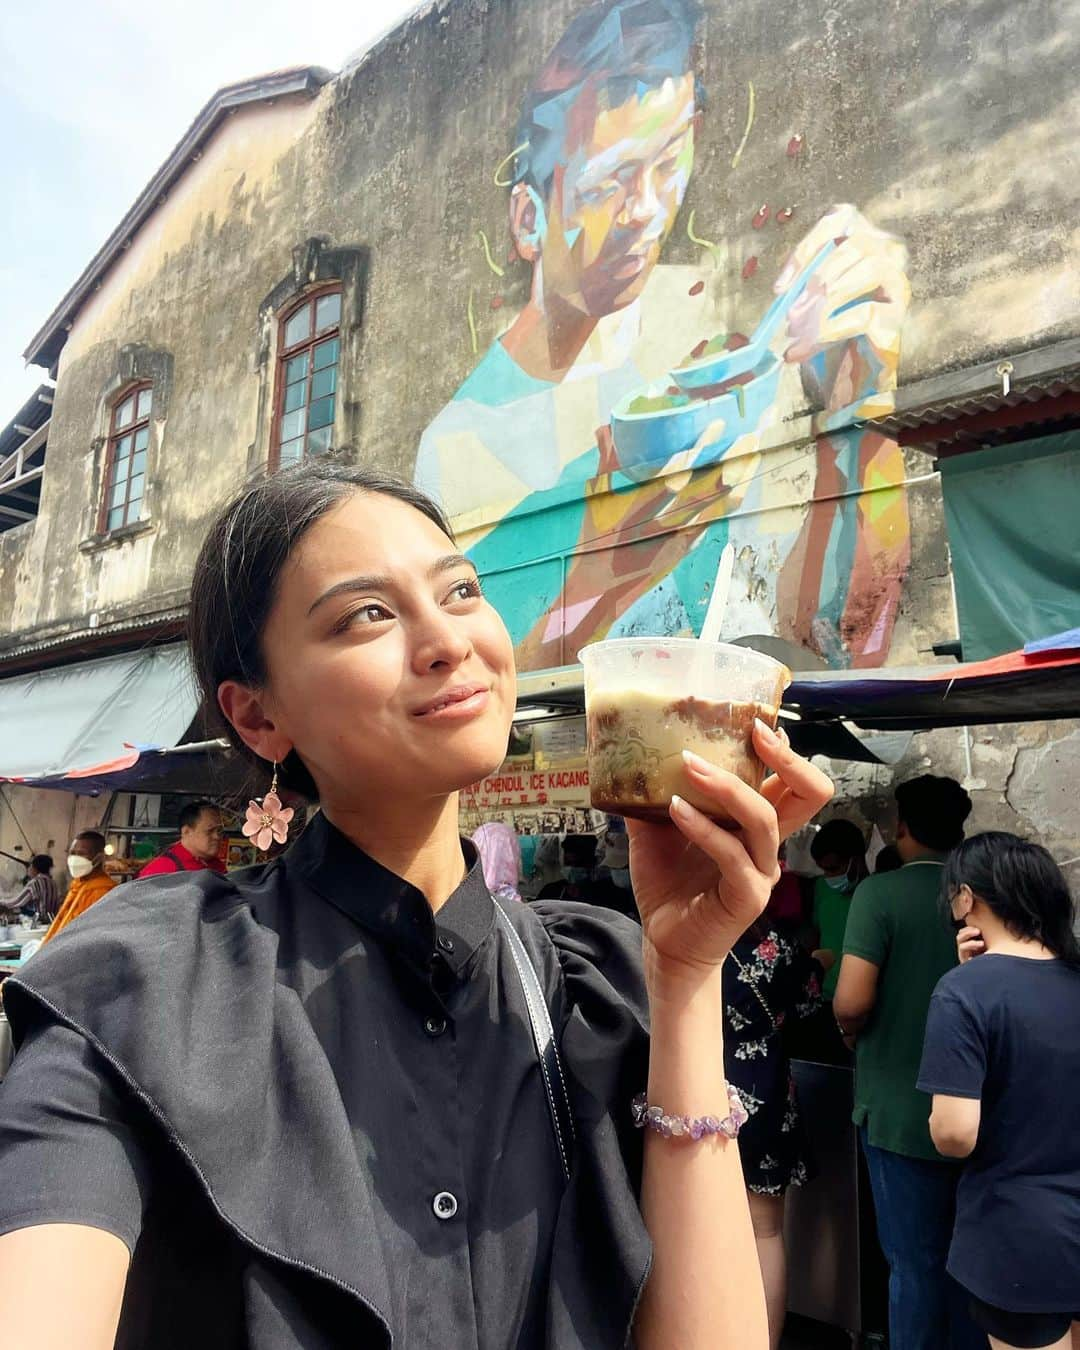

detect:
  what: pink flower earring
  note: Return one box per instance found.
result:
[242,763,295,852]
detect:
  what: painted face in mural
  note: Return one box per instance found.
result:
[416,0,914,677]
[513,72,696,320]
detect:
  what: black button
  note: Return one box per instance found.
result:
[433,1191,458,1220]
[437,934,455,954]
[424,1016,447,1038]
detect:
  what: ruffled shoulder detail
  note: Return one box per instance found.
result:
[524,900,653,1347]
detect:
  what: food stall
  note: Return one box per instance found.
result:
[498,634,1080,1345]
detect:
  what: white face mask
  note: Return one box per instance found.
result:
[824,872,853,893]
[67,854,96,879]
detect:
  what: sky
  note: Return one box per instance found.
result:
[0,0,423,421]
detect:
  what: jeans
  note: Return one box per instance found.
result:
[860,1128,986,1350]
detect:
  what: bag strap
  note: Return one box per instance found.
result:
[728,946,779,1031]
[491,896,575,1184]
[163,848,188,872]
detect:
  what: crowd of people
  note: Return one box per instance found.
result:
[472,778,1080,1350]
[0,801,229,949]
[0,462,1076,1349]
[3,765,1078,1350]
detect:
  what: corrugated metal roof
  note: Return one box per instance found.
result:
[0,608,188,679]
[0,384,52,462]
[875,336,1080,449]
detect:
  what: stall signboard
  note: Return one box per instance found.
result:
[460,765,598,834]
[460,715,601,831]
[463,765,590,810]
[226,837,258,870]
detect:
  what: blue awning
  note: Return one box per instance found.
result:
[785,637,1080,730]
[0,645,200,782]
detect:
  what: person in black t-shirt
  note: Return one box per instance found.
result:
[919,832,1080,1350]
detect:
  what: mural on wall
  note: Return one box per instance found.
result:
[415,0,912,672]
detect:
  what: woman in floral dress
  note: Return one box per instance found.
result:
[724,925,824,1349]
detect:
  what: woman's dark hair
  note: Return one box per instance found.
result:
[942,831,1080,963]
[188,462,454,800]
[30,854,53,874]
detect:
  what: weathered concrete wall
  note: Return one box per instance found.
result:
[3,0,1078,651]
[8,0,1080,653]
[0,97,326,645]
[806,717,1080,880]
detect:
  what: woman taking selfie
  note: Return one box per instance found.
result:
[919,833,1080,1350]
[0,462,831,1350]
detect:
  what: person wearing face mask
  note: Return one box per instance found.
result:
[39,832,117,947]
[536,830,639,920]
[809,819,869,1003]
[592,829,640,923]
[536,833,605,904]
[919,834,1080,1350]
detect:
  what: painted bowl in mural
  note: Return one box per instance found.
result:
[671,239,838,394]
[609,351,782,481]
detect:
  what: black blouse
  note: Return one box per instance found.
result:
[0,813,652,1349]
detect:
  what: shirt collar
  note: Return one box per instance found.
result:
[286,811,495,978]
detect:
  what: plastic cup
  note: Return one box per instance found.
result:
[580,638,792,823]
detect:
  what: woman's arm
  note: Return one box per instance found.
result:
[631,723,833,1350]
[929,1094,981,1158]
[0,1224,129,1348]
[636,958,763,1347]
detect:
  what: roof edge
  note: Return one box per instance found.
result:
[22,65,333,372]
[876,334,1080,444]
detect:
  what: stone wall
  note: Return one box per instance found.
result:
[803,719,1080,881]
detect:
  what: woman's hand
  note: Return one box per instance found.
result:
[628,721,833,977]
[956,925,986,964]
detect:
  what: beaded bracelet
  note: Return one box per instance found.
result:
[632,1086,748,1141]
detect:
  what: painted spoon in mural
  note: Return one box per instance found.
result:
[671,238,838,393]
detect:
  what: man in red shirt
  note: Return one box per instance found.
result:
[139,802,227,878]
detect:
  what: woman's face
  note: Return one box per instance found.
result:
[237,491,516,809]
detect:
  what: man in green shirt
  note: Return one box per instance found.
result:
[834,775,983,1350]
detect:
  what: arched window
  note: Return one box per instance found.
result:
[100,382,152,531]
[273,287,341,467]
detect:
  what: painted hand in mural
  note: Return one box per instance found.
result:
[775,204,910,417]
